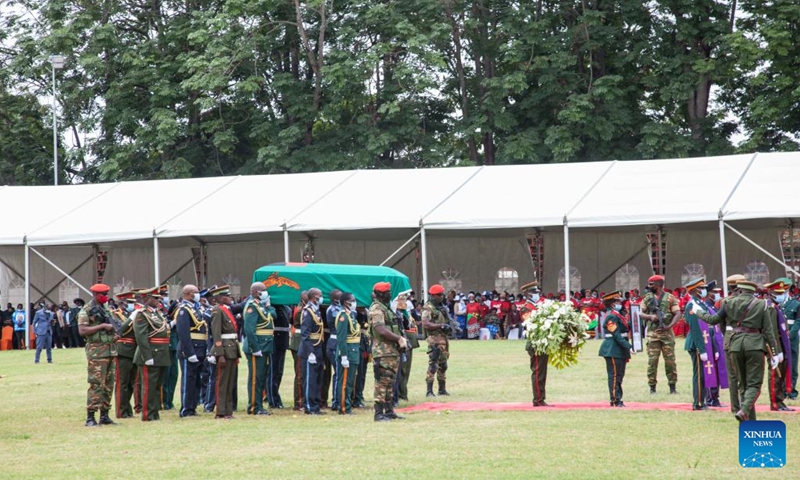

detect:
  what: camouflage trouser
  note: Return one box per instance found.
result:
[87,357,115,412]
[373,356,399,403]
[426,341,449,382]
[646,331,677,386]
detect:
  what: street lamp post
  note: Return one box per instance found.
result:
[49,54,65,186]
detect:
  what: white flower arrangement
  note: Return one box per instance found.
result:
[523,299,589,369]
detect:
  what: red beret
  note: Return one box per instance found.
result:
[373,282,391,293]
[647,275,664,283]
[428,284,445,295]
[89,283,110,294]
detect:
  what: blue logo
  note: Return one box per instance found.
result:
[739,420,786,468]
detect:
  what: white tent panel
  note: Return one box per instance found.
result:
[287,167,482,231]
[567,154,755,227]
[26,177,234,246]
[423,162,614,229]
[158,170,353,238]
[724,152,800,221]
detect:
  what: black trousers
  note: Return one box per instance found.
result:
[302,356,323,413]
[604,356,626,405]
[320,347,332,406]
[267,347,287,407]
[180,355,205,416]
[353,352,368,405]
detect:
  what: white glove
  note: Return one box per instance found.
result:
[629,348,635,355]
[691,303,702,315]
[777,352,784,363]
[714,352,719,361]
[699,352,708,362]
[771,355,780,370]
[188,355,199,363]
[207,356,217,365]
[253,350,263,357]
[308,353,317,364]
[169,320,176,328]
[341,356,350,368]
[398,337,408,350]
[145,359,154,366]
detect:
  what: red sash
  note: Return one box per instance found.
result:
[221,305,237,331]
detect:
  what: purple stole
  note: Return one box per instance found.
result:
[773,300,794,394]
[699,303,728,389]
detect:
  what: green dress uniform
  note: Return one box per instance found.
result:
[289,303,304,411]
[133,307,172,421]
[114,307,141,418]
[683,298,707,410]
[242,297,275,415]
[598,311,632,407]
[696,289,779,421]
[78,300,118,421]
[783,296,799,399]
[641,290,679,393]
[209,304,241,418]
[335,308,361,414]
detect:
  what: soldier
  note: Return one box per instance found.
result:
[159,285,179,411]
[703,282,727,407]
[133,287,172,421]
[785,283,800,399]
[352,307,370,409]
[207,285,240,419]
[763,279,794,411]
[268,302,291,409]
[421,284,451,397]
[289,291,308,411]
[520,281,550,407]
[334,292,360,414]
[174,284,207,418]
[325,289,342,411]
[640,275,681,394]
[77,283,119,427]
[395,292,418,402]
[369,282,407,421]
[683,278,709,411]
[242,282,275,416]
[112,290,141,418]
[200,287,217,413]
[693,280,780,422]
[598,291,632,407]
[299,288,325,415]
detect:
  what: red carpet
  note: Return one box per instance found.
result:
[397,401,800,413]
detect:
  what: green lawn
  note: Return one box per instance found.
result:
[0,340,797,479]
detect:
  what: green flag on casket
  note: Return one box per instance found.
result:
[252,263,412,306]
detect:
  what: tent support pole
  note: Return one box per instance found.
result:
[563,218,570,301]
[283,226,290,263]
[790,220,796,283]
[153,232,161,286]
[29,247,92,295]
[718,216,729,297]
[24,238,30,350]
[380,230,421,266]
[725,222,800,277]
[420,226,429,300]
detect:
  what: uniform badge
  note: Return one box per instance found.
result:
[606,320,617,333]
[215,341,222,347]
[247,308,254,313]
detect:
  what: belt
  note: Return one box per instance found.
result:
[190,333,208,341]
[726,326,733,331]
[255,329,274,336]
[788,320,796,325]
[347,338,360,344]
[117,338,136,344]
[273,327,290,332]
[221,333,237,339]
[309,334,321,340]
[323,329,331,334]
[329,334,337,339]
[604,334,613,338]
[149,337,169,344]
[732,327,761,334]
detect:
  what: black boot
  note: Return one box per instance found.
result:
[438,380,450,396]
[85,410,99,427]
[669,384,678,395]
[99,410,116,425]
[374,402,390,422]
[649,385,656,395]
[426,380,436,398]
[384,402,405,420]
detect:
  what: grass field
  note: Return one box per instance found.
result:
[1,340,798,479]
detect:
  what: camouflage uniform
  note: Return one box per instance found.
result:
[422,301,450,388]
[641,291,680,392]
[78,301,118,417]
[369,301,401,410]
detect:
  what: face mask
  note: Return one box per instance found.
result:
[591,293,598,299]
[775,293,786,303]
[613,304,622,312]
[193,293,201,303]
[348,300,357,310]
[469,299,474,303]
[699,288,707,298]
[530,294,540,302]
[96,295,109,304]
[713,293,721,302]
[125,303,134,313]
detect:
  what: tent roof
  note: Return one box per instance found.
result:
[2,151,798,247]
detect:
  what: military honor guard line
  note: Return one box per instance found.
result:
[73,274,798,425]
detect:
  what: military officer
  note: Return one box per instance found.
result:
[719,274,745,414]
[785,283,800,399]
[77,283,119,426]
[693,280,780,422]
[352,307,370,409]
[242,282,275,416]
[113,290,140,418]
[325,289,342,411]
[299,288,325,415]
[267,302,291,409]
[521,281,550,407]
[334,292,360,414]
[764,279,794,411]
[598,291,632,407]
[369,282,407,421]
[207,285,241,419]
[421,284,451,397]
[683,278,709,410]
[131,287,172,421]
[640,275,681,394]
[395,292,418,402]
[199,286,217,413]
[289,291,308,411]
[175,284,206,417]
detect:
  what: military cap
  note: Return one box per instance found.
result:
[737,280,757,292]
[520,281,540,293]
[775,277,793,287]
[707,280,719,292]
[647,275,665,283]
[139,286,163,298]
[373,282,391,293]
[726,274,746,285]
[208,285,232,297]
[602,291,622,302]
[158,284,169,296]
[199,285,216,298]
[89,283,111,294]
[115,290,137,302]
[764,280,789,293]
[684,277,707,292]
[428,284,445,295]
